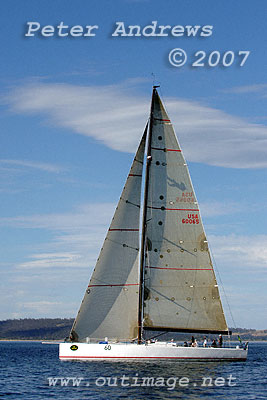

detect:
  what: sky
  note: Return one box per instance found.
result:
[1,0,267,329]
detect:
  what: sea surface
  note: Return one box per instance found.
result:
[0,341,266,399]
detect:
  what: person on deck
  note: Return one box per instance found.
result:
[211,339,217,348]
[218,334,223,347]
[203,337,207,347]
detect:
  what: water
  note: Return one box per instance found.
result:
[0,341,266,399]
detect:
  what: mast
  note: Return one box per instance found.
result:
[137,86,158,344]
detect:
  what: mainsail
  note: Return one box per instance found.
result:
[142,89,228,334]
[71,130,146,342]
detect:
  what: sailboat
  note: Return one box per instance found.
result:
[59,86,248,361]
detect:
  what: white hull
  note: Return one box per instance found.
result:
[59,342,247,361]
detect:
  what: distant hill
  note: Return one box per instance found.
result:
[230,327,267,341]
[0,319,266,341]
[0,318,73,340]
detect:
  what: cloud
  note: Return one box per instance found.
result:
[200,201,244,218]
[0,203,116,270]
[0,159,67,195]
[222,83,267,94]
[0,159,65,173]
[209,234,267,269]
[23,300,61,310]
[0,203,115,231]
[18,252,83,269]
[3,81,267,169]
[20,301,72,317]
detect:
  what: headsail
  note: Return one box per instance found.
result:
[71,129,147,342]
[143,90,228,334]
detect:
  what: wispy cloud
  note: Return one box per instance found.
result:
[23,300,61,310]
[0,203,115,231]
[0,203,115,270]
[200,201,244,218]
[222,83,267,94]
[0,159,65,173]
[19,301,71,317]
[3,81,267,169]
[18,252,83,269]
[209,234,267,269]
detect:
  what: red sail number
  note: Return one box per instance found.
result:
[182,214,199,224]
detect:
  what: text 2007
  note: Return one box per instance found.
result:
[192,50,250,67]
